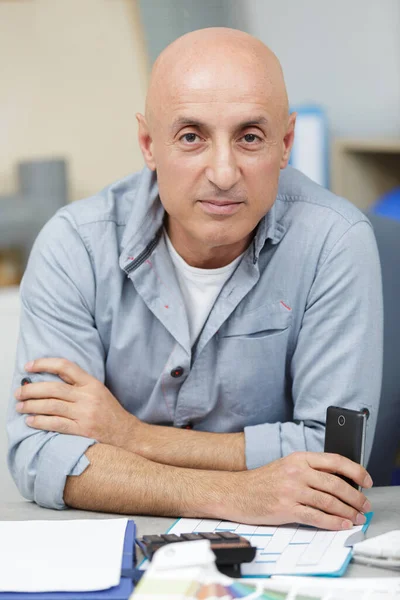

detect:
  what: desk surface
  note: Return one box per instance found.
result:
[2,486,399,578]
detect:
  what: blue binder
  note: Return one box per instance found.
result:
[289,104,329,189]
[0,520,136,600]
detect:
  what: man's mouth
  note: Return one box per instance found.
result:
[198,199,243,216]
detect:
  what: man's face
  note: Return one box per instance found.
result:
[138,60,295,265]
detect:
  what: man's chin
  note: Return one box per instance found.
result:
[195,225,253,255]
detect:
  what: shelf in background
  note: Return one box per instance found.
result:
[331,138,400,210]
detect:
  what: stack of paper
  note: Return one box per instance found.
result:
[0,519,128,592]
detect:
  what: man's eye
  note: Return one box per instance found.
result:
[180,133,200,144]
[242,133,261,143]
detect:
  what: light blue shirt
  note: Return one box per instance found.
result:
[7,166,383,510]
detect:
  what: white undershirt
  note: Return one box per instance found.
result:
[164,230,244,346]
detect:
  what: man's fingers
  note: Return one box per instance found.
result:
[16,399,72,418]
[294,505,353,531]
[15,381,75,402]
[300,489,366,525]
[25,415,77,436]
[24,358,91,386]
[306,468,371,514]
[305,451,372,489]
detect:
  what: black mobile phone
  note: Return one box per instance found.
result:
[324,406,367,489]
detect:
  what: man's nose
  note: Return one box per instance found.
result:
[205,145,240,191]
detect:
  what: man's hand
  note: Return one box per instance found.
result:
[14,358,137,448]
[63,445,372,532]
[225,451,373,530]
[15,358,247,472]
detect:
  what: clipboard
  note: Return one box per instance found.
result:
[0,520,136,600]
[163,513,374,578]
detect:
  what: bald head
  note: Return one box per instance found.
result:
[146,27,289,130]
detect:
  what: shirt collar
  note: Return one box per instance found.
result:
[120,168,163,271]
[120,167,286,271]
[252,201,285,263]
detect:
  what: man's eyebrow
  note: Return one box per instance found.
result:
[170,117,205,132]
[170,116,270,132]
[236,117,270,129]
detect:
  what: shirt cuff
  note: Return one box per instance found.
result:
[34,434,97,509]
[244,422,282,469]
[69,454,91,476]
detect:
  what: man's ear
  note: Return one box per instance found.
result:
[136,113,156,171]
[280,112,296,169]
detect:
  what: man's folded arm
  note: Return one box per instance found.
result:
[63,443,229,516]
[125,422,246,471]
[7,211,103,509]
[63,442,374,532]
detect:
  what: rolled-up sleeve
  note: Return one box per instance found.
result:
[244,220,383,469]
[7,210,104,509]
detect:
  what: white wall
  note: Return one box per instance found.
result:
[0,288,22,501]
[241,0,400,137]
[0,0,149,202]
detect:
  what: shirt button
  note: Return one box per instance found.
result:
[170,366,184,378]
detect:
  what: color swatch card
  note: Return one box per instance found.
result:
[250,577,400,600]
[133,578,400,599]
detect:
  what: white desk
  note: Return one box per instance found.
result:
[1,486,399,578]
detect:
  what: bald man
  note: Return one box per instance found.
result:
[8,28,382,530]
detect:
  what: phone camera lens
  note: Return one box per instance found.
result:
[338,415,346,426]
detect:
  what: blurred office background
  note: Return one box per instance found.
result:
[1,0,400,284]
[1,0,399,497]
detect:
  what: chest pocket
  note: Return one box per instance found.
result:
[221,301,292,338]
[217,302,292,419]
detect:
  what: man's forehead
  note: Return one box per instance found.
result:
[166,61,272,99]
[146,34,288,130]
[160,69,276,122]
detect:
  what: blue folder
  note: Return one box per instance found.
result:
[0,520,136,600]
